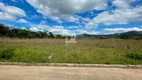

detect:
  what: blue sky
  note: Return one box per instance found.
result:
[0,0,142,35]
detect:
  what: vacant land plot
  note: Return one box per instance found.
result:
[0,38,142,64]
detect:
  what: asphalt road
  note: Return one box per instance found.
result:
[0,65,142,80]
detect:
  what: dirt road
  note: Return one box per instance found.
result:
[0,65,142,80]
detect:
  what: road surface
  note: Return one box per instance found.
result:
[0,65,142,80]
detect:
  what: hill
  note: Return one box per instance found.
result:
[77,31,142,39]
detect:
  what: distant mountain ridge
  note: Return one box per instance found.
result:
[77,31,142,39]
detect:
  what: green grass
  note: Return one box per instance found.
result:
[0,48,15,60]
[126,52,142,60]
[0,38,142,64]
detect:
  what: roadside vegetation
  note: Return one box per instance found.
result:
[0,38,142,64]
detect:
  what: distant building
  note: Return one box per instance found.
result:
[65,34,77,45]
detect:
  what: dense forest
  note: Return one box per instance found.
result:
[0,24,65,39]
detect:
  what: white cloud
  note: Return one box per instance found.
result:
[31,14,40,19]
[103,27,142,34]
[0,12,16,20]
[75,29,99,35]
[86,0,142,28]
[0,2,26,16]
[0,2,26,20]
[42,25,72,35]
[30,27,41,32]
[26,0,108,21]
[30,22,99,35]
[30,23,76,35]
[66,16,80,23]
[84,30,99,35]
[83,18,91,22]
[67,26,79,29]
[17,19,28,23]
[51,16,63,23]
[70,29,100,35]
[49,26,68,35]
[85,21,98,29]
[112,0,135,9]
[36,24,49,31]
[21,27,26,30]
[12,0,24,3]
[40,20,47,24]
[12,0,17,2]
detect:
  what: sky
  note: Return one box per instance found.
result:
[0,0,142,35]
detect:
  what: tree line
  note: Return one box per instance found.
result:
[0,24,65,39]
[1,24,142,40]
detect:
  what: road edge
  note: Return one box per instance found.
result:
[0,62,142,68]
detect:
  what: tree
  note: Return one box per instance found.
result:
[56,34,62,39]
[120,34,129,39]
[0,24,10,38]
[48,32,54,38]
[0,24,57,39]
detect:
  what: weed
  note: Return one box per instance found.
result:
[126,52,142,60]
[0,48,15,60]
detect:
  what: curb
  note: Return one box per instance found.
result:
[0,62,142,68]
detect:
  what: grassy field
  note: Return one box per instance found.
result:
[0,38,142,64]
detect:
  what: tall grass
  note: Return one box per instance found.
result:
[0,38,142,64]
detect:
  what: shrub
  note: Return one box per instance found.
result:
[126,52,142,60]
[0,48,15,60]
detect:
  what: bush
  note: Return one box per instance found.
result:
[0,48,15,60]
[126,52,142,60]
